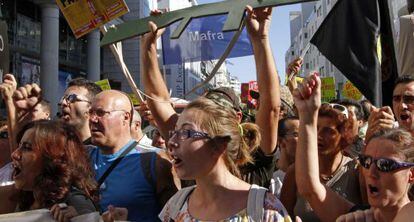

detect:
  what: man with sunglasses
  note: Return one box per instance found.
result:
[88,90,177,222]
[59,78,102,145]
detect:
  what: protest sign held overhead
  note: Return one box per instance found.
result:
[56,0,129,38]
[162,15,253,65]
[0,21,9,80]
[100,0,317,46]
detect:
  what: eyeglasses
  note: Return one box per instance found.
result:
[358,154,414,172]
[169,129,211,141]
[59,94,90,105]
[89,109,129,118]
[392,95,414,104]
[322,103,349,119]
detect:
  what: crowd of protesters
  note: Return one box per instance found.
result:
[0,3,413,222]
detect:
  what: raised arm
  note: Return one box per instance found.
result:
[0,74,17,150]
[140,16,178,139]
[246,6,279,155]
[293,73,352,222]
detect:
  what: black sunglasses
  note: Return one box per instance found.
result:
[358,154,414,172]
[59,94,90,105]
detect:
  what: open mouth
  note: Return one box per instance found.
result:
[170,155,183,166]
[12,164,22,179]
[368,184,379,196]
[400,114,410,121]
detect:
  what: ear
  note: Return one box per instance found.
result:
[408,168,414,184]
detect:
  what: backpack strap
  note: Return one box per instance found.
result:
[168,186,196,220]
[247,184,267,222]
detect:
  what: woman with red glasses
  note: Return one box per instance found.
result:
[293,73,414,222]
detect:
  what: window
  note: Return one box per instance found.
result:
[304,33,308,39]
[291,51,295,56]
[306,63,309,69]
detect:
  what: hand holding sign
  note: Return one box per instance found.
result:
[245,5,272,41]
[13,83,42,111]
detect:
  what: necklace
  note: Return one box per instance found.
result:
[320,154,345,182]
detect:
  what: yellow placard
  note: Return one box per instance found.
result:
[342,80,363,101]
[321,77,336,102]
[95,79,111,91]
[56,0,129,38]
[295,77,304,83]
[128,93,140,106]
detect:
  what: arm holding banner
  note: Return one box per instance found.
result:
[140,17,178,140]
[246,6,279,155]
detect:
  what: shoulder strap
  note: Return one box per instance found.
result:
[168,186,196,220]
[140,151,157,189]
[247,184,267,222]
[97,141,138,186]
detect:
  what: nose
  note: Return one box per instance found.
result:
[167,136,179,153]
[59,97,69,108]
[11,149,22,161]
[366,162,380,179]
[89,112,99,123]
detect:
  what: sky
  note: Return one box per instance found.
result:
[197,0,302,84]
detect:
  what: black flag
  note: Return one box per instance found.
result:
[310,0,398,106]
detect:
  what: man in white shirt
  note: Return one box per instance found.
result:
[130,110,152,146]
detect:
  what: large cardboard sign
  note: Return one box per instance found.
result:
[0,21,9,80]
[101,0,317,45]
[56,0,129,38]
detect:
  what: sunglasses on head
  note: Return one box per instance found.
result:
[358,154,414,172]
[322,103,349,119]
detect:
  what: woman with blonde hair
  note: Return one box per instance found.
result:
[160,97,291,221]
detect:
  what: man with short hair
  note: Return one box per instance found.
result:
[130,110,152,146]
[30,100,51,121]
[88,90,177,222]
[60,78,102,144]
[367,75,414,138]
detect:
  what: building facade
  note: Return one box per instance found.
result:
[0,0,102,115]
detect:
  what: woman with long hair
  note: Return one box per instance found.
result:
[160,97,291,221]
[1,120,97,221]
[294,73,414,222]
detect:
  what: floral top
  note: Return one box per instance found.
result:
[159,192,292,222]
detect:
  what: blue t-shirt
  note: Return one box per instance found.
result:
[89,140,161,221]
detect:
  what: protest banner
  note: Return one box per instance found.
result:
[56,0,129,38]
[320,77,336,102]
[95,79,111,91]
[100,0,317,46]
[162,14,253,65]
[0,21,9,81]
[342,80,363,101]
[0,209,100,222]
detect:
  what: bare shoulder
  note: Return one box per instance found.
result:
[393,202,414,222]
